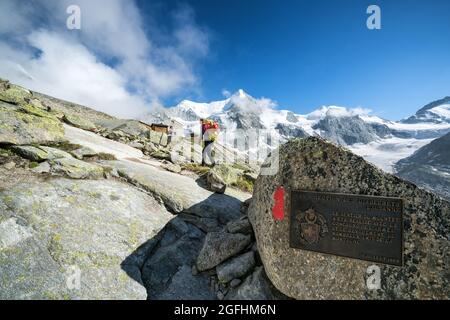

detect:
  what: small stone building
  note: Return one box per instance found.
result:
[150,123,169,134]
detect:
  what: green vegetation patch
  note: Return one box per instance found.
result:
[231,175,254,193]
[181,163,211,175]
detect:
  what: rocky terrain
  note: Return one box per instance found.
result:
[0,79,278,300]
[1,78,449,300]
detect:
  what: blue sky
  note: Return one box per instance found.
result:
[140,0,450,120]
[0,0,449,120]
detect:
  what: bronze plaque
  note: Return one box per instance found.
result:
[289,190,403,266]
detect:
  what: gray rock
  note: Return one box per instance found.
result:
[70,146,98,160]
[155,265,216,300]
[226,216,253,234]
[230,278,242,288]
[161,161,182,174]
[112,120,149,137]
[241,198,252,214]
[143,143,158,153]
[0,83,31,104]
[32,161,51,174]
[129,142,145,150]
[112,159,248,222]
[12,146,48,162]
[178,213,221,233]
[216,251,255,283]
[48,157,104,179]
[192,265,199,275]
[141,218,213,300]
[225,267,287,300]
[150,149,171,161]
[12,145,72,162]
[196,231,252,271]
[0,178,173,299]
[63,124,144,160]
[248,137,450,299]
[206,171,226,194]
[0,101,65,145]
[63,114,96,132]
[39,146,72,160]
[3,161,16,170]
[210,164,241,185]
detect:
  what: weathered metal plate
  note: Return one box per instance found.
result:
[289,190,403,266]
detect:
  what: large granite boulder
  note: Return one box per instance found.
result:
[0,178,173,299]
[248,137,450,299]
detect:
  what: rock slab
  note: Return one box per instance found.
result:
[196,231,252,272]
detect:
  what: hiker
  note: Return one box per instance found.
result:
[200,118,219,166]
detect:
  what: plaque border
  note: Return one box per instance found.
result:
[288,189,404,267]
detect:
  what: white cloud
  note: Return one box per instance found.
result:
[228,89,278,113]
[221,89,231,98]
[307,106,372,120]
[0,0,210,119]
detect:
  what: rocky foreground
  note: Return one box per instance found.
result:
[0,79,282,300]
[1,79,449,300]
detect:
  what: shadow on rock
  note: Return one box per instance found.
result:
[121,190,290,300]
[120,192,245,300]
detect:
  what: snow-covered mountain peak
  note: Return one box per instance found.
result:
[171,98,229,120]
[305,105,371,121]
[402,97,450,124]
[224,90,277,114]
[237,89,248,98]
[139,91,450,173]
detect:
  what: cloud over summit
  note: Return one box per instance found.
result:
[0,0,210,118]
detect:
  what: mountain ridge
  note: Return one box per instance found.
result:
[141,90,450,172]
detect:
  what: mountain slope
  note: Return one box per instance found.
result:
[402,96,450,124]
[395,132,450,200]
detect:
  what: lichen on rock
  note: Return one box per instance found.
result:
[0,101,65,145]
